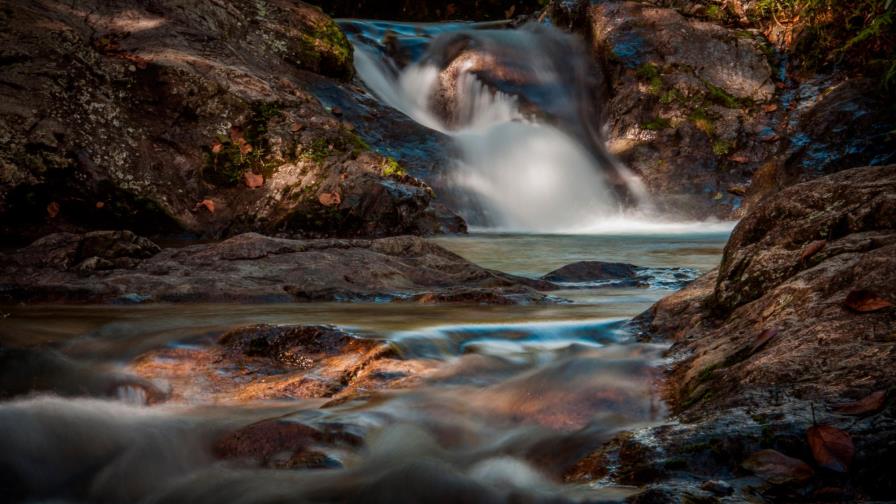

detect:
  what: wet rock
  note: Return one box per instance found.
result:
[584,1,777,219]
[699,479,733,496]
[626,165,896,500]
[213,417,359,469]
[132,323,434,403]
[0,0,464,245]
[0,232,555,304]
[541,261,639,283]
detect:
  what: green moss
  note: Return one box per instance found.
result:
[643,117,671,131]
[301,137,332,164]
[381,157,406,177]
[712,139,734,156]
[689,108,715,135]
[704,82,744,108]
[659,89,683,105]
[636,63,664,95]
[697,363,722,383]
[297,17,353,80]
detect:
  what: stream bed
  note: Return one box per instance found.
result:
[0,231,728,503]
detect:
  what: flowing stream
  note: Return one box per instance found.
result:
[0,19,735,504]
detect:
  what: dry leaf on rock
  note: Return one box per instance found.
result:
[834,390,886,416]
[807,425,854,473]
[46,201,60,219]
[318,192,341,207]
[843,290,894,313]
[800,240,826,262]
[244,171,264,189]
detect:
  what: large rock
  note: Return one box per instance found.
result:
[0,0,464,245]
[319,1,543,21]
[584,1,778,219]
[0,231,555,304]
[639,165,896,413]
[132,323,434,403]
[566,165,896,501]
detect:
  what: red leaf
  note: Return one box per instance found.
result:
[742,449,814,484]
[195,199,215,213]
[229,126,244,144]
[750,328,778,355]
[807,425,854,473]
[211,141,223,154]
[843,290,894,313]
[800,240,826,262]
[244,171,264,189]
[834,390,886,416]
[47,201,60,219]
[318,192,341,207]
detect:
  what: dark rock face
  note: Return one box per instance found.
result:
[0,231,555,304]
[319,1,543,22]
[541,261,638,283]
[586,1,777,219]
[618,165,896,501]
[0,0,464,245]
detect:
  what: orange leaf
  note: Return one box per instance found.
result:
[290,122,303,133]
[742,449,814,484]
[750,328,778,355]
[95,201,105,209]
[318,192,341,207]
[196,199,215,213]
[807,425,854,473]
[800,240,826,262]
[843,290,894,313]
[239,142,253,155]
[47,201,60,219]
[834,390,886,416]
[763,103,779,113]
[211,141,223,154]
[244,171,264,189]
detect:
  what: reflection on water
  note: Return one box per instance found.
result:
[0,233,726,502]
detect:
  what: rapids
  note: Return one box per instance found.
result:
[0,233,729,503]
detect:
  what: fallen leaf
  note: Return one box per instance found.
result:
[742,449,814,485]
[763,103,779,113]
[807,425,854,473]
[800,240,826,262]
[239,142,253,155]
[95,201,105,209]
[843,290,894,313]
[244,171,264,189]
[834,390,886,416]
[196,199,215,213]
[750,328,778,355]
[46,201,60,219]
[318,192,341,207]
[290,122,303,133]
[211,141,223,154]
[728,155,750,164]
[775,82,786,89]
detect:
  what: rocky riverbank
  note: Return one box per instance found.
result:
[564,165,896,502]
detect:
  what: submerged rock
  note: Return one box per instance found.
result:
[541,261,639,283]
[541,261,699,290]
[0,0,464,245]
[0,231,555,304]
[131,323,435,403]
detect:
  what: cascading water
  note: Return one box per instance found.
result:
[344,21,653,232]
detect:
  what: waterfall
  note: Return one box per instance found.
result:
[343,21,689,233]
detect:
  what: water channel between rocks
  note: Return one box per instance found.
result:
[0,231,729,502]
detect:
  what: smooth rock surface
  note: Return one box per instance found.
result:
[0,231,555,304]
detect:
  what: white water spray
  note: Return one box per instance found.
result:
[349,24,726,234]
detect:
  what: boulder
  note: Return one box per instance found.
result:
[131,323,436,403]
[0,231,556,304]
[541,261,638,283]
[637,164,896,415]
[0,0,464,245]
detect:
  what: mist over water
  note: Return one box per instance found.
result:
[347,21,662,232]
